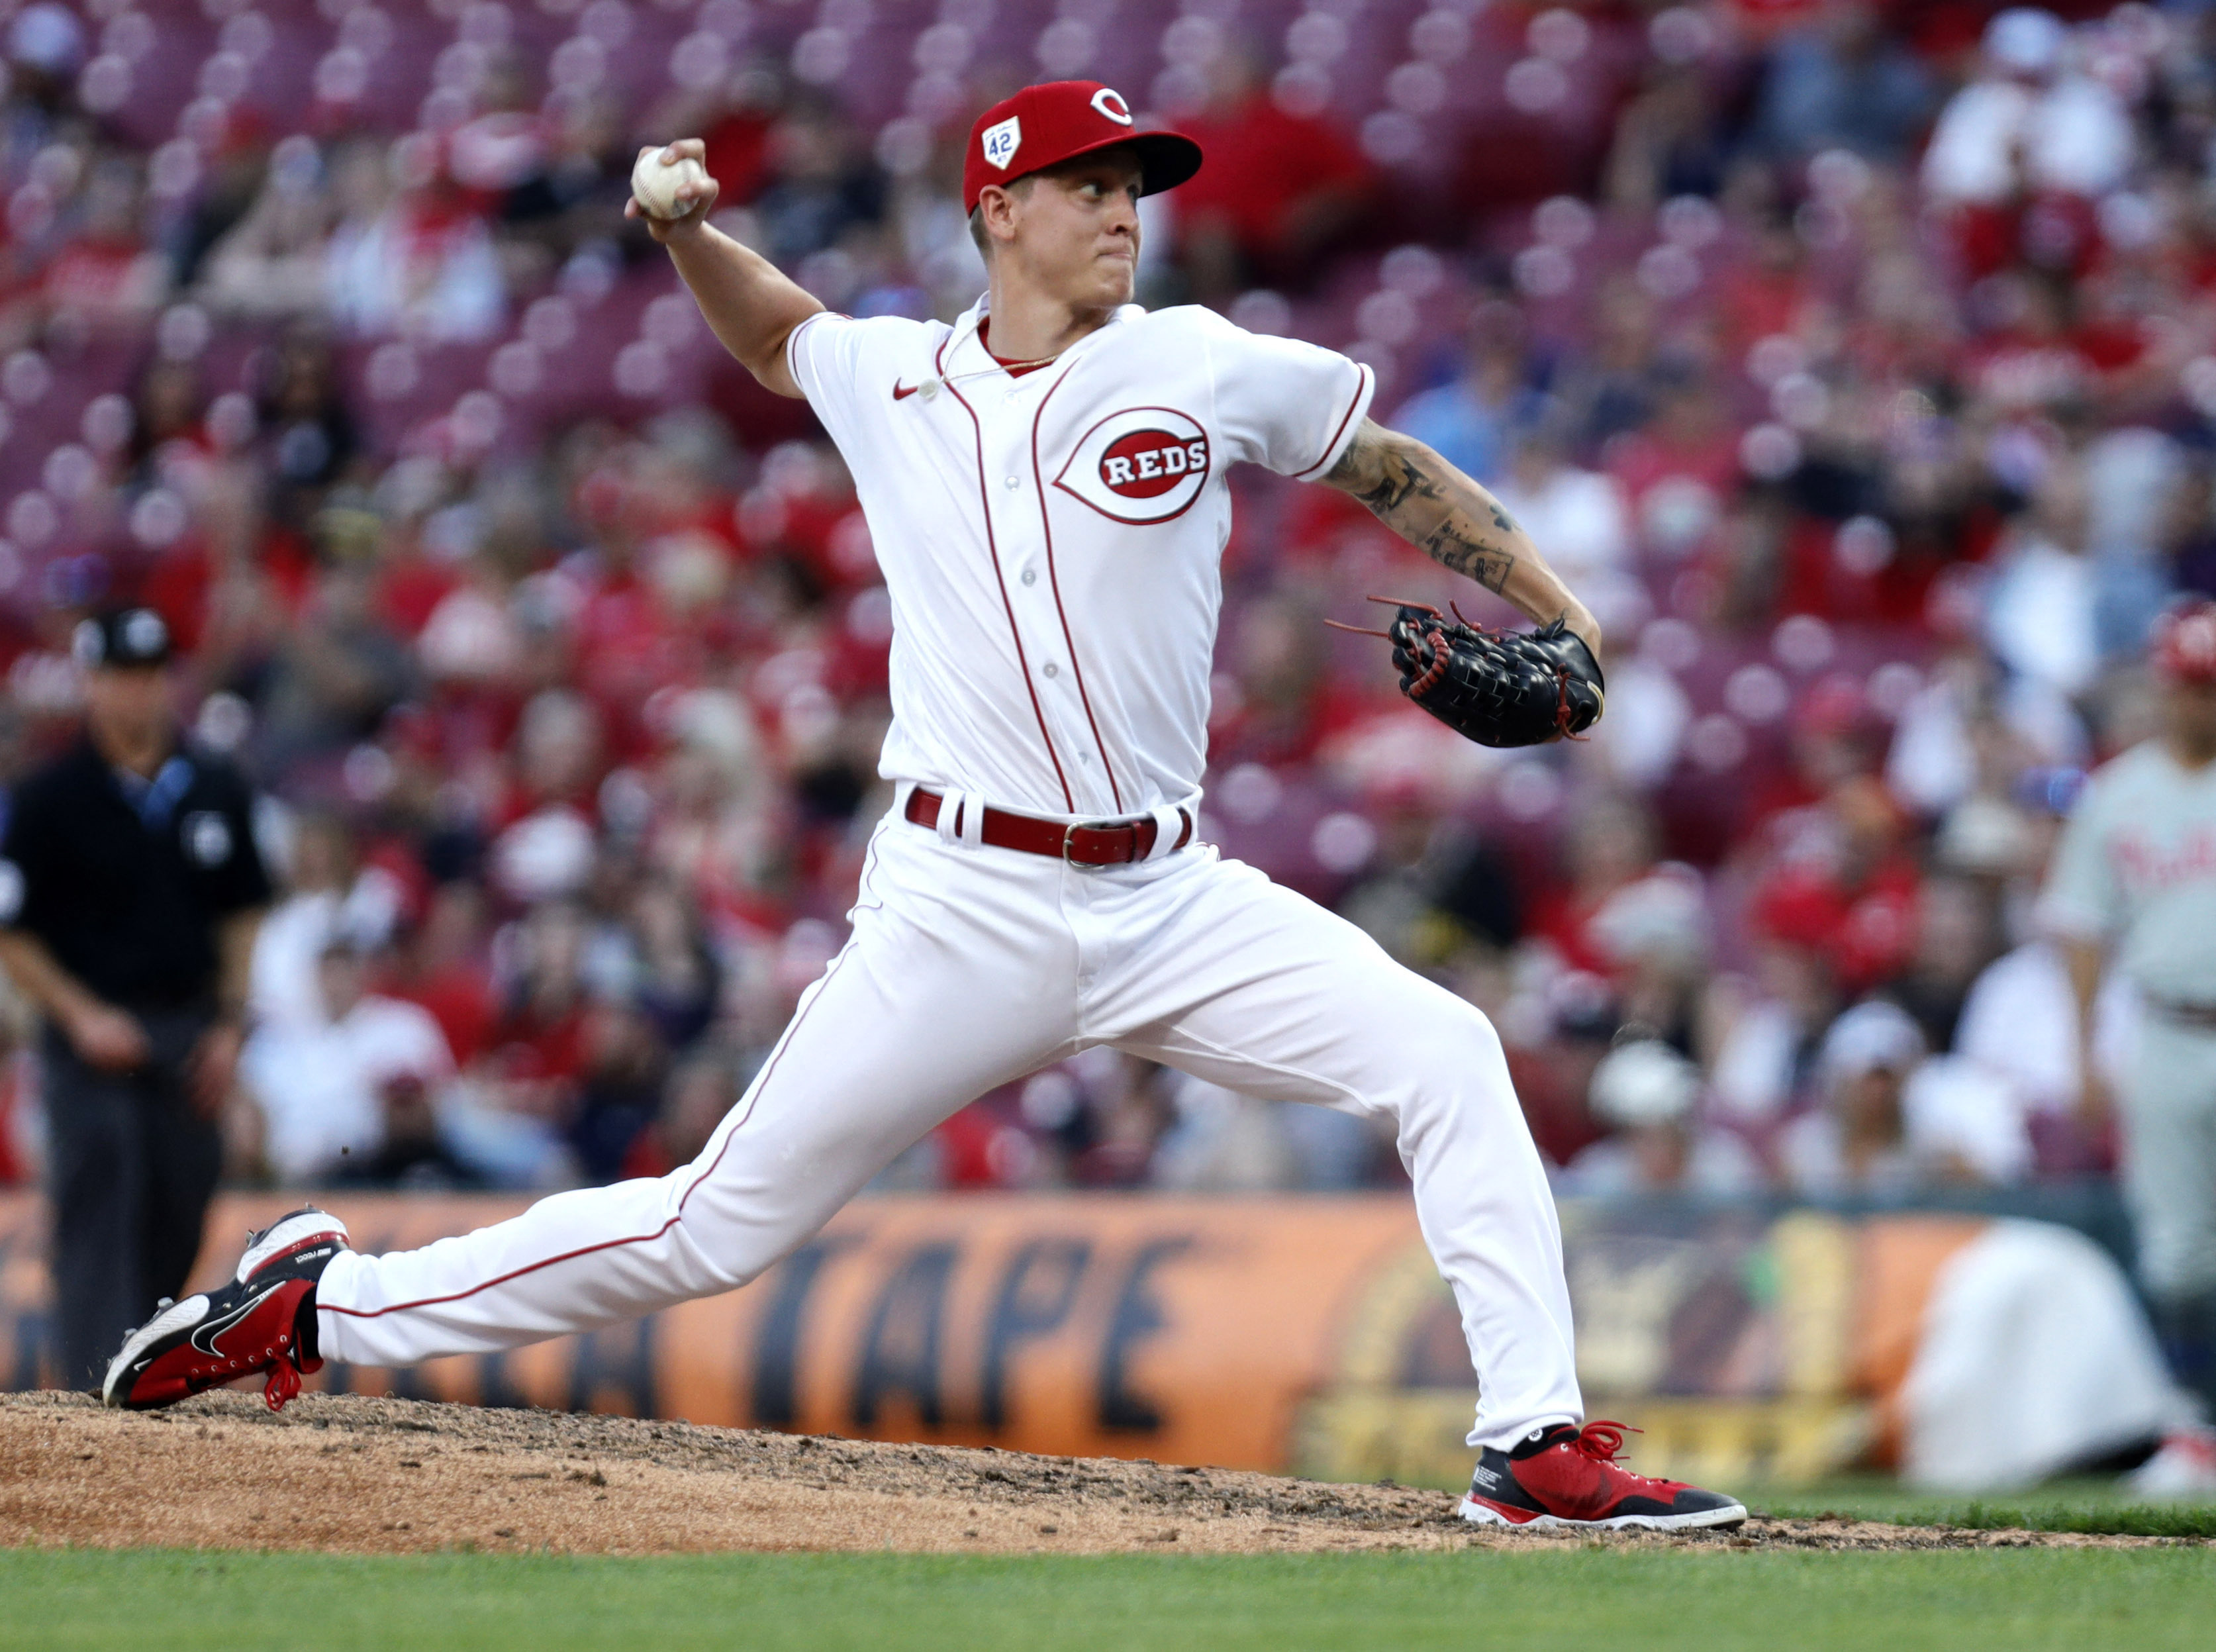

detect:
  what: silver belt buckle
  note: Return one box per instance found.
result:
[1061,818,1124,872]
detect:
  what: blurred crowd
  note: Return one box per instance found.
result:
[0,0,2212,1204]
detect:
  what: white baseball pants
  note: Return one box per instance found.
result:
[315,804,1584,1449]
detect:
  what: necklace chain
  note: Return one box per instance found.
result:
[939,352,1059,389]
[936,315,1062,389]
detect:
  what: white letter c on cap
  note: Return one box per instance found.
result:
[1090,87,1133,125]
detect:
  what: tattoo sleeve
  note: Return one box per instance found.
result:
[1321,421,1588,648]
[1324,421,1523,592]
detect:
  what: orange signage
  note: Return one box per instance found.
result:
[0,1192,1421,1471]
[0,1192,1996,1484]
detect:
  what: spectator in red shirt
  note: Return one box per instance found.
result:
[1751,775,1924,997]
[485,899,592,1118]
[1209,590,1365,770]
[43,151,166,330]
[385,881,499,1071]
[695,75,783,210]
[1529,796,1668,981]
[1171,54,1374,304]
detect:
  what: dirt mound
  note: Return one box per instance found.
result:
[0,1392,2188,1555]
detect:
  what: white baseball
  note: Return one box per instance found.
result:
[631,148,710,221]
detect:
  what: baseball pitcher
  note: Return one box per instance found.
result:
[101,82,1741,1531]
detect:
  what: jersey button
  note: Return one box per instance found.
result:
[1043,662,1059,678]
[1004,475,1021,490]
[1021,569,1037,585]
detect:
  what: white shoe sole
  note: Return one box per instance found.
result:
[1459,1493,1749,1531]
[236,1210,350,1283]
[100,1294,211,1407]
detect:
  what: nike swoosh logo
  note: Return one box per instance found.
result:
[892,381,920,401]
[188,1291,262,1357]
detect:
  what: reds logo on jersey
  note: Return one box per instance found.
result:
[1053,407,1212,524]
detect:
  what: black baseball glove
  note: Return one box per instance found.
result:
[1341,601,1606,748]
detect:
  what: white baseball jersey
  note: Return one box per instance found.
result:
[2041,740,2216,1001]
[785,299,1375,818]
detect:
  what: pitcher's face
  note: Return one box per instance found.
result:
[997,150,1144,313]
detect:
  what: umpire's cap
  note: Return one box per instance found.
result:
[72,606,173,670]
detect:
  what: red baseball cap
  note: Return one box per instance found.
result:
[2153,599,2216,684]
[962,81,1203,215]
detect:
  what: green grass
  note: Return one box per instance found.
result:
[4,1548,2214,1652]
[1928,1502,2216,1537]
[1742,1476,2216,1537]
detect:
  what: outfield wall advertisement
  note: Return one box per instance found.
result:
[0,1192,1990,1486]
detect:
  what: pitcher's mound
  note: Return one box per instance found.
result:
[0,1391,2170,1555]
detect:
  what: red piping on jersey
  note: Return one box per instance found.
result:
[324,837,892,1323]
[781,310,847,387]
[320,951,834,1320]
[1292,363,1374,481]
[1030,364,1126,812]
[936,333,1077,814]
[319,1221,687,1320]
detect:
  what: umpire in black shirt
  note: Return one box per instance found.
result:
[0,608,271,1386]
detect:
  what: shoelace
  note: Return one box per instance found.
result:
[262,1357,301,1412]
[1562,1420,1681,1488]
[1570,1420,1637,1463]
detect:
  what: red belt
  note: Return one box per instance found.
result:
[904,787,1192,868]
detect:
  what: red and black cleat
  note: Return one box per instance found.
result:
[1461,1421,1747,1531]
[101,1208,351,1413]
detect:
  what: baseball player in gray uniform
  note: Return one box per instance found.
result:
[2045,598,2216,1489]
[97,81,1743,1530]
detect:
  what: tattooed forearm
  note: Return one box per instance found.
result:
[1347,447,1447,517]
[1425,525,1516,593]
[1320,418,1600,655]
[1325,421,1519,589]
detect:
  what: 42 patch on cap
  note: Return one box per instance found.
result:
[981,116,1021,170]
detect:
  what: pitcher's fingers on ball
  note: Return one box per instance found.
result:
[630,143,716,226]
